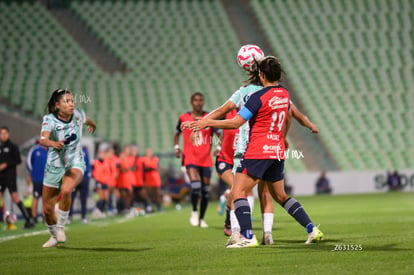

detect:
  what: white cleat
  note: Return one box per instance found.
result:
[262,231,274,245]
[42,236,58,248]
[225,232,241,247]
[199,219,208,228]
[56,226,66,244]
[305,225,324,244]
[226,235,259,249]
[190,211,199,227]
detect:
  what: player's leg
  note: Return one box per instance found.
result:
[199,167,212,228]
[227,172,259,248]
[42,185,60,247]
[56,168,83,244]
[9,179,34,228]
[79,179,89,222]
[266,179,324,243]
[220,169,233,236]
[258,182,274,245]
[186,166,201,226]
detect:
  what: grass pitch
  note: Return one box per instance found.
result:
[1,192,413,274]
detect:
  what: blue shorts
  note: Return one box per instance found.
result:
[215,159,233,177]
[186,165,212,179]
[32,182,43,198]
[236,159,285,182]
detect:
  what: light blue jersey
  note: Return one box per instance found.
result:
[41,108,86,168]
[229,84,262,157]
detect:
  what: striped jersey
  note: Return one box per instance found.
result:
[229,84,262,156]
[41,108,86,168]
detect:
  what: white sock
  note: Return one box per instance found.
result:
[47,223,57,238]
[262,213,274,233]
[57,208,69,228]
[219,194,227,204]
[230,210,240,233]
[247,195,254,215]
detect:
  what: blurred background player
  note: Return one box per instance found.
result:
[143,147,162,212]
[116,145,134,215]
[0,126,35,229]
[174,92,221,228]
[26,140,48,224]
[40,89,96,247]
[131,145,151,213]
[69,146,91,223]
[91,144,110,218]
[106,145,119,215]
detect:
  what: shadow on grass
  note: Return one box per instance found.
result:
[58,246,153,253]
[258,242,411,252]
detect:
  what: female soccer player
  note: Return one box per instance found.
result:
[40,89,96,247]
[191,56,323,248]
[142,148,162,212]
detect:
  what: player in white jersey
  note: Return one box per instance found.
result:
[40,89,97,248]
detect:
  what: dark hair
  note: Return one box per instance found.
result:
[244,59,261,86]
[190,92,204,102]
[258,56,283,82]
[0,126,9,132]
[46,89,71,114]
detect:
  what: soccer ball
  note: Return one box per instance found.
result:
[4,211,17,224]
[237,44,264,71]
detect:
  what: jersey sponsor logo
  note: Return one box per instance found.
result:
[268,96,289,110]
[3,147,9,153]
[262,144,282,153]
[267,134,280,141]
[243,94,250,104]
[64,133,77,145]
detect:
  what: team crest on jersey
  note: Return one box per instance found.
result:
[76,116,81,126]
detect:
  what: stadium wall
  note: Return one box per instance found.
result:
[288,169,414,196]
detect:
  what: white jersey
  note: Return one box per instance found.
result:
[41,108,86,168]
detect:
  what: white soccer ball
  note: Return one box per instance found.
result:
[3,211,17,224]
[237,44,264,71]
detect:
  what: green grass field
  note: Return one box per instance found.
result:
[1,192,413,274]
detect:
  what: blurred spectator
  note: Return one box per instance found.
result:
[387,170,401,191]
[26,141,48,223]
[69,146,91,223]
[315,171,332,194]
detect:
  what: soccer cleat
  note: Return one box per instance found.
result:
[199,219,208,228]
[225,231,241,247]
[224,225,232,236]
[190,211,199,227]
[42,236,58,248]
[226,235,259,249]
[24,220,35,229]
[261,231,274,245]
[81,218,89,224]
[217,200,225,216]
[305,225,324,244]
[5,223,17,230]
[56,226,66,244]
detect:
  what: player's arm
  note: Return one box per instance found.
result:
[212,129,222,156]
[85,116,97,134]
[174,118,182,158]
[291,103,318,133]
[181,100,237,130]
[39,131,65,150]
[284,109,292,149]
[195,114,246,130]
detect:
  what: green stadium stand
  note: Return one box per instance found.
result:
[250,0,414,170]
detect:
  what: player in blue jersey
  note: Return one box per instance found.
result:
[26,142,48,223]
[39,89,96,248]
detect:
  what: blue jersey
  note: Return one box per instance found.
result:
[82,146,91,181]
[27,145,48,183]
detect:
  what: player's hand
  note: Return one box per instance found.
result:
[284,138,290,149]
[53,140,66,150]
[175,148,182,158]
[310,123,319,134]
[190,119,209,131]
[0,163,7,171]
[86,122,97,134]
[180,121,192,130]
